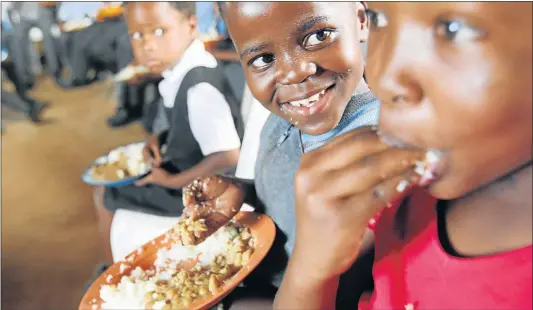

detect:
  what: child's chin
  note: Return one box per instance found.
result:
[146,62,165,73]
[424,176,463,200]
[297,119,338,136]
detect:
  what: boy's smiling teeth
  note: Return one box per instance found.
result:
[288,89,327,108]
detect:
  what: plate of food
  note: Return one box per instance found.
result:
[79,211,276,310]
[82,142,151,187]
[114,65,151,82]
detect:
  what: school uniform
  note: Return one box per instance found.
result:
[108,31,161,129]
[237,91,380,308]
[57,18,127,87]
[1,19,45,121]
[3,4,35,90]
[37,4,62,78]
[103,39,244,216]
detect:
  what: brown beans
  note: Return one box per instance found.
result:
[138,224,255,309]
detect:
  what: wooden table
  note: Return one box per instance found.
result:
[203,39,240,63]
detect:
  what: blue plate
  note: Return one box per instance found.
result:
[82,142,151,187]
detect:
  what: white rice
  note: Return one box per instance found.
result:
[100,268,158,310]
[100,224,240,309]
[114,65,150,82]
[106,144,150,177]
[124,144,149,176]
[155,225,239,268]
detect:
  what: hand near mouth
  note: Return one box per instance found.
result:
[289,126,426,282]
[376,130,443,187]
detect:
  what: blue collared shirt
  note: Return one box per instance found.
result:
[300,91,380,153]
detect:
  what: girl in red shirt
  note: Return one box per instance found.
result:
[275,2,532,309]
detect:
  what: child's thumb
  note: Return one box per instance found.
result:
[135,175,150,186]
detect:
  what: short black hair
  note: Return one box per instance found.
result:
[123,2,196,18]
[217,2,365,20]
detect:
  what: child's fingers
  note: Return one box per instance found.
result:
[342,170,420,221]
[142,144,161,165]
[142,146,152,162]
[149,145,162,166]
[199,176,230,201]
[134,174,152,186]
[301,128,388,172]
[214,184,244,218]
[322,147,424,198]
[185,177,242,219]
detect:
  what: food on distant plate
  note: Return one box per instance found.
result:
[114,65,150,82]
[90,144,150,181]
[98,220,255,309]
[62,18,93,32]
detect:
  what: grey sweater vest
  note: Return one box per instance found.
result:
[162,65,245,174]
[251,92,379,307]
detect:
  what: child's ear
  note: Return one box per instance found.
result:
[187,15,198,35]
[355,2,369,43]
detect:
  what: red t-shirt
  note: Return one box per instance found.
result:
[360,190,532,310]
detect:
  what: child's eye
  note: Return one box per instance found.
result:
[154,28,165,37]
[303,29,338,49]
[131,32,142,41]
[249,54,275,70]
[366,9,388,29]
[435,20,483,43]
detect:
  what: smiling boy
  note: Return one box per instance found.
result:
[181,2,379,308]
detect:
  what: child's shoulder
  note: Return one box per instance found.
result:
[368,190,532,310]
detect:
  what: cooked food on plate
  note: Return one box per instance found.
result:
[97,219,255,310]
[90,143,150,182]
[114,65,150,82]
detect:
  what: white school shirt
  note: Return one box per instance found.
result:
[158,39,241,156]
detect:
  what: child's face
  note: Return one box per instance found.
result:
[223,2,369,135]
[124,2,196,74]
[365,2,533,199]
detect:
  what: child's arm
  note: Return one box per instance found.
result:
[165,81,242,187]
[138,82,248,194]
[276,231,375,309]
[162,148,240,189]
[274,127,424,309]
[142,131,167,166]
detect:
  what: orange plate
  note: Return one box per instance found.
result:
[79,212,276,310]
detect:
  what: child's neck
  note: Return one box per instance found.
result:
[165,39,196,73]
[444,163,532,256]
[453,162,532,212]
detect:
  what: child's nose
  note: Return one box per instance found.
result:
[377,70,422,107]
[275,55,317,85]
[141,36,157,53]
[368,30,425,107]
